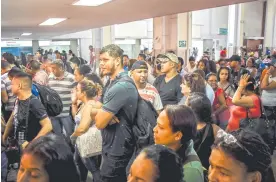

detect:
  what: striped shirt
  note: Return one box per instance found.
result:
[138,83,163,111]
[48,72,75,117]
[1,73,16,111]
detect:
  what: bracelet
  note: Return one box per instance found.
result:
[72,103,78,106]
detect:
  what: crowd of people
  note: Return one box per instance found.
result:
[1,44,276,182]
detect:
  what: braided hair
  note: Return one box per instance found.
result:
[78,79,102,98]
[213,129,272,182]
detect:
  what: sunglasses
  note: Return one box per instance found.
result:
[217,129,253,157]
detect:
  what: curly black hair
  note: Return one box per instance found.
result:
[213,129,272,182]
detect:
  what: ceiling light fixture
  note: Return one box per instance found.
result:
[73,0,111,6]
[39,18,67,26]
[21,33,32,36]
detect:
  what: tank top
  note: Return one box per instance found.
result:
[74,103,84,127]
[228,94,261,131]
[194,123,215,169]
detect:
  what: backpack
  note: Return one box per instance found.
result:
[78,57,87,65]
[116,77,158,175]
[32,83,63,117]
[119,77,158,150]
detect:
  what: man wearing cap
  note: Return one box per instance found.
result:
[48,59,75,140]
[153,53,183,107]
[131,61,163,113]
[229,55,248,89]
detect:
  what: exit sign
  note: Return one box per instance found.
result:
[179,40,186,48]
[219,28,228,35]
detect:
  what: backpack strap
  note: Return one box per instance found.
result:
[183,155,201,165]
[196,123,211,153]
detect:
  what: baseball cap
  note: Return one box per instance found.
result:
[131,60,148,71]
[229,55,241,62]
[158,53,179,64]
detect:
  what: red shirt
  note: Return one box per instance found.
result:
[228,95,261,131]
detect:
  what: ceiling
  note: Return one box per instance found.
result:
[2,0,255,40]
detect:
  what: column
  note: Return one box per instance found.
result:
[227,4,241,56]
[133,39,141,58]
[153,15,177,56]
[79,29,93,62]
[70,39,78,56]
[32,40,39,54]
[264,0,276,50]
[177,12,192,65]
[102,26,114,46]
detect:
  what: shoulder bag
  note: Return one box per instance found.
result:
[240,97,275,149]
[76,125,102,158]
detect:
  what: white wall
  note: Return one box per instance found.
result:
[243,1,264,38]
[114,19,153,39]
[192,6,229,53]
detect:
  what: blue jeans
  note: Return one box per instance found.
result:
[75,147,101,182]
[51,116,75,139]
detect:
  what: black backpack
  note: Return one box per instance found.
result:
[33,83,63,117]
[118,77,158,150]
[116,77,158,175]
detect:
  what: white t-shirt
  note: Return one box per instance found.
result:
[261,76,276,106]
[138,83,163,111]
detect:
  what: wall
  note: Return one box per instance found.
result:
[114,19,153,39]
[243,1,264,38]
[191,6,228,59]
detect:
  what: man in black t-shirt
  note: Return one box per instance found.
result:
[2,72,52,149]
[153,53,183,107]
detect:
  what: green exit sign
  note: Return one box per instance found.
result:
[219,28,228,35]
[179,40,186,48]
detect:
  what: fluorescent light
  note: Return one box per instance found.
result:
[21,33,32,36]
[39,18,67,26]
[73,0,111,6]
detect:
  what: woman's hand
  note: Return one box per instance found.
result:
[239,74,251,87]
[71,88,78,104]
[268,66,274,75]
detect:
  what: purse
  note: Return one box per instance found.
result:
[240,97,275,148]
[76,124,102,158]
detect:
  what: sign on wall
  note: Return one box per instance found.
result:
[218,28,228,35]
[179,40,186,48]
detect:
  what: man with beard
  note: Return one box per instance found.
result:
[94,44,138,182]
[130,60,163,113]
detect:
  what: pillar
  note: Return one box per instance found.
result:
[227,4,241,56]
[32,40,39,54]
[133,39,141,58]
[70,39,78,56]
[102,26,114,47]
[177,12,192,65]
[264,0,276,50]
[153,15,177,56]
